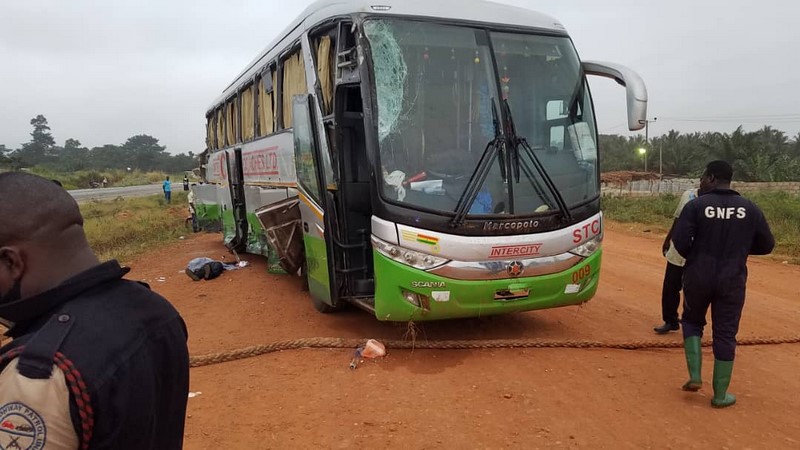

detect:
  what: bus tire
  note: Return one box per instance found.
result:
[299,260,311,292]
[311,295,343,314]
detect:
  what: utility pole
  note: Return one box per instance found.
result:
[639,117,658,174]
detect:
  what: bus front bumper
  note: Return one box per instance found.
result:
[373,249,601,321]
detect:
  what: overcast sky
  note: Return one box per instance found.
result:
[2,0,799,154]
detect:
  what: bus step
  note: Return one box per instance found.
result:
[350,297,376,314]
[353,278,375,295]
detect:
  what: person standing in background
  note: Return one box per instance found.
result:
[163,176,172,203]
[654,187,699,334]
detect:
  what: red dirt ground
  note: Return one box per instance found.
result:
[126,223,800,449]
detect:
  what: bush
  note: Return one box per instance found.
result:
[602,191,800,260]
[81,193,191,263]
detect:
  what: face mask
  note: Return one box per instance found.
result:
[0,279,21,305]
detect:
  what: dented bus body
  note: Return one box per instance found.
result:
[197,0,648,321]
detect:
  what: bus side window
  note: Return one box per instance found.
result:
[281,47,308,129]
[206,114,216,150]
[546,100,567,151]
[293,96,322,201]
[336,21,359,84]
[313,32,336,116]
[256,65,277,137]
[224,96,239,146]
[550,125,565,151]
[241,83,255,142]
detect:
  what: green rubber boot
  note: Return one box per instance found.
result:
[682,336,703,391]
[711,359,736,408]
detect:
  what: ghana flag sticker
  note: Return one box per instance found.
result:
[401,230,439,247]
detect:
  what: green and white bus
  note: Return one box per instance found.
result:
[197,0,648,321]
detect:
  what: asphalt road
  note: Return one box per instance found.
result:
[68,183,171,202]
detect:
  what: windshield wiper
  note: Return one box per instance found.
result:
[503,99,573,222]
[451,100,505,228]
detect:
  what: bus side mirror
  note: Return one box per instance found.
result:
[582,61,648,131]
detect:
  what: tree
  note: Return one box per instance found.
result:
[123,134,167,171]
[0,144,9,166]
[60,138,90,171]
[88,144,126,170]
[31,115,55,147]
[653,130,706,176]
[0,144,23,171]
[64,138,82,150]
[15,115,56,166]
[599,134,641,172]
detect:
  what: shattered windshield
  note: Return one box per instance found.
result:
[364,19,598,216]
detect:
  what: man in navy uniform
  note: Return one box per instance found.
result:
[672,160,774,408]
[0,172,189,448]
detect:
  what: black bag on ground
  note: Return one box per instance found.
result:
[203,261,224,280]
[186,261,225,281]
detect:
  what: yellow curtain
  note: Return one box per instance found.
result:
[234,101,240,143]
[316,36,333,115]
[258,71,275,136]
[226,100,237,145]
[282,51,307,129]
[216,109,224,147]
[241,86,255,141]
[207,116,215,149]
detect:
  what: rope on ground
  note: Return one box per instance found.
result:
[188,335,800,368]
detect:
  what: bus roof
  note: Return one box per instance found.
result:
[208,0,567,110]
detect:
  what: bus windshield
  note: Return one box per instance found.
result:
[364,19,599,217]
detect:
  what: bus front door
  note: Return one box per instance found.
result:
[292,94,339,312]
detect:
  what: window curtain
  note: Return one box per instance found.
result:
[316,36,333,115]
[282,51,307,128]
[241,86,255,141]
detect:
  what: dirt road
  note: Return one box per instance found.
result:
[129,224,800,449]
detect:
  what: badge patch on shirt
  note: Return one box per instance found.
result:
[0,402,47,449]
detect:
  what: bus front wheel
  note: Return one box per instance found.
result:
[311,295,344,314]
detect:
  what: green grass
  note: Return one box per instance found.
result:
[81,192,192,263]
[27,167,187,190]
[601,194,681,229]
[602,191,800,260]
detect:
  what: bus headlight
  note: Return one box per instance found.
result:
[371,236,449,270]
[569,235,602,257]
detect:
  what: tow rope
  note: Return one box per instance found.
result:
[188,335,800,368]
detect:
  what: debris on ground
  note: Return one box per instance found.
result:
[349,339,386,369]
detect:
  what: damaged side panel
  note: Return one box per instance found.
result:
[255,197,305,275]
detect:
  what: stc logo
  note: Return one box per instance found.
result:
[573,219,601,244]
[705,206,746,219]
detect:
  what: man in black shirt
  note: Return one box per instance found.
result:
[672,160,774,408]
[0,172,189,448]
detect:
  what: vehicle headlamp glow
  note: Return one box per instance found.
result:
[371,236,449,270]
[569,234,602,257]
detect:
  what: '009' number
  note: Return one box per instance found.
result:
[571,264,591,284]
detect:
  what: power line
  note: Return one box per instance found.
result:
[600,123,627,133]
[657,113,800,123]
[660,113,800,120]
[659,118,800,124]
